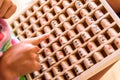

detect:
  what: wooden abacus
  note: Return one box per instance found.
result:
[10,0,120,80]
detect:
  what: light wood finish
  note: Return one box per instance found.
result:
[9,0,120,80]
[89,60,120,80]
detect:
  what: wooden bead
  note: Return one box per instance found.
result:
[114,38,120,48]
[54,28,63,36]
[100,19,111,28]
[36,11,43,18]
[32,4,39,11]
[52,42,60,51]
[32,24,39,31]
[22,23,29,30]
[76,24,85,32]
[33,71,40,77]
[73,39,82,48]
[63,22,72,30]
[50,0,57,6]
[78,48,88,58]
[59,36,68,45]
[67,30,76,39]
[51,20,59,28]
[61,61,69,70]
[44,48,52,56]
[59,14,66,22]
[48,56,56,66]
[40,0,46,5]
[16,28,22,34]
[66,8,75,16]
[73,64,84,75]
[84,0,95,3]
[75,0,83,9]
[69,55,78,64]
[85,16,95,25]
[25,30,32,37]
[19,15,25,22]
[18,35,25,40]
[56,51,64,60]
[97,35,107,44]
[64,45,73,55]
[88,1,97,10]
[80,9,89,17]
[54,6,62,14]
[13,21,19,27]
[49,34,56,42]
[41,63,48,72]
[71,15,80,23]
[36,31,42,36]
[94,10,104,19]
[52,66,61,75]
[40,40,48,48]
[87,42,97,51]
[62,0,70,8]
[93,52,104,62]
[39,17,47,26]
[46,13,54,20]
[81,31,91,41]
[104,44,115,55]
[44,72,52,80]
[90,24,101,34]
[29,17,36,24]
[64,70,75,80]
[26,10,32,17]
[38,54,44,62]
[83,58,94,68]
[43,5,50,12]
[44,26,51,33]
[107,28,118,37]
[56,76,65,80]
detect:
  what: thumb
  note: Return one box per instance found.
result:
[23,33,50,45]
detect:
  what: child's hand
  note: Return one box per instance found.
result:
[0,0,16,18]
[0,52,3,57]
[0,33,49,80]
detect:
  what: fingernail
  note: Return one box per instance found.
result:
[44,33,50,37]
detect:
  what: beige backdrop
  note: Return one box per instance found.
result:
[7,0,37,22]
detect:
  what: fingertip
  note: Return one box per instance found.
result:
[44,33,50,37]
[34,61,41,70]
[23,33,50,45]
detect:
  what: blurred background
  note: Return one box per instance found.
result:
[7,0,37,22]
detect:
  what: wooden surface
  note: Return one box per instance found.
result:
[7,0,120,80]
[89,60,120,80]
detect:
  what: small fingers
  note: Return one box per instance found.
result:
[0,0,16,18]
[33,46,40,53]
[23,33,50,45]
[0,0,12,18]
[33,61,41,71]
[4,3,17,18]
[0,0,4,8]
